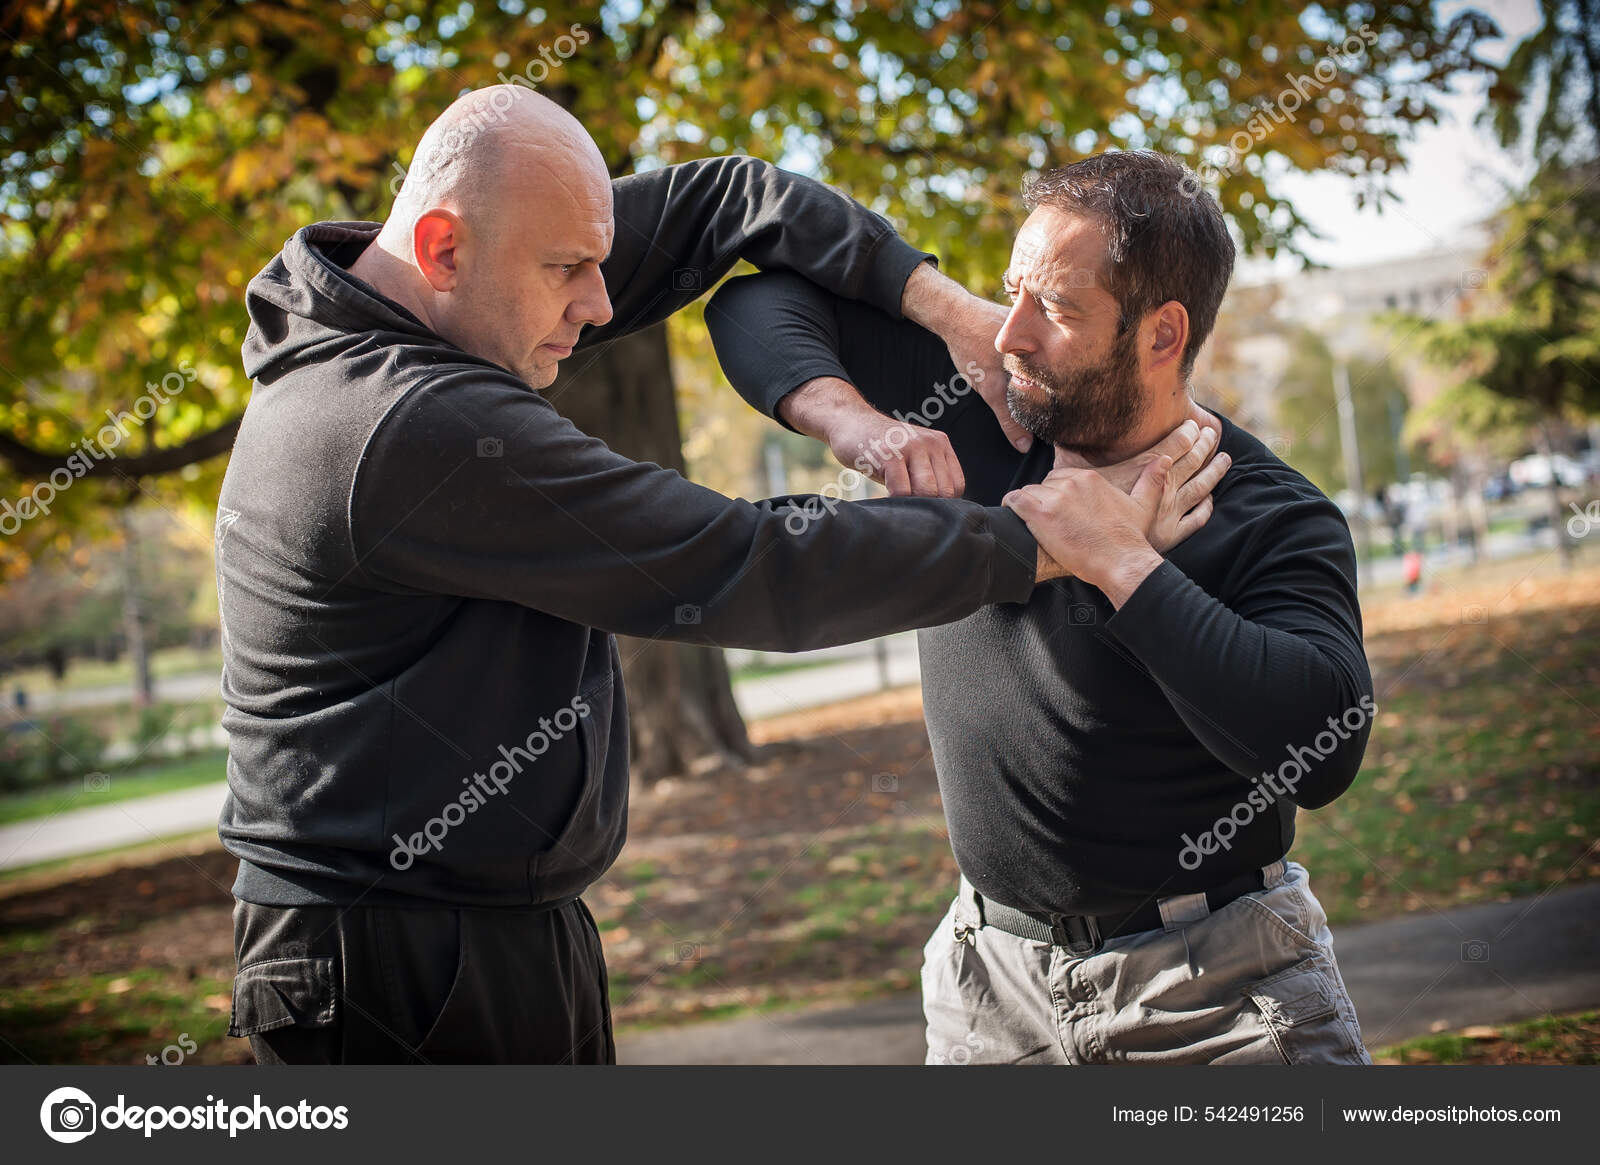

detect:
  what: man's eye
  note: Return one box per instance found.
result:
[559,264,574,275]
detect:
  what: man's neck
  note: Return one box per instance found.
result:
[347,233,435,331]
[1070,383,1206,466]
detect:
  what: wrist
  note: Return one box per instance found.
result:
[778,376,880,442]
[1094,545,1164,608]
[900,260,968,332]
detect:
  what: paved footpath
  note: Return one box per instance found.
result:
[619,881,1600,1064]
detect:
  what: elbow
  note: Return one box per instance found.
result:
[1280,720,1369,809]
[1285,654,1375,811]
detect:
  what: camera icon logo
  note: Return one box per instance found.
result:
[40,1086,97,1143]
[675,604,701,625]
[1069,603,1097,626]
[870,772,899,794]
[1461,269,1488,291]
[672,268,702,292]
[476,437,503,458]
[83,771,110,793]
[1460,939,1490,964]
[1461,605,1489,625]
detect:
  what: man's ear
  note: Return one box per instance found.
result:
[1144,300,1190,376]
[413,208,466,293]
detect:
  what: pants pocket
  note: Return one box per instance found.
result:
[411,915,472,1061]
[1243,957,1369,1065]
[228,956,337,1038]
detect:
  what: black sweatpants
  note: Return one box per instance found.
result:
[228,896,614,1064]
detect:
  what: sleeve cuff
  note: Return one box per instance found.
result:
[982,505,1037,605]
[859,234,937,320]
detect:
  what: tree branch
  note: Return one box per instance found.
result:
[0,418,241,480]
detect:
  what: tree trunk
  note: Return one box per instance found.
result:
[546,324,756,783]
[119,509,154,706]
[1537,421,1576,569]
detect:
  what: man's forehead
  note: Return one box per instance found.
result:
[1009,208,1106,284]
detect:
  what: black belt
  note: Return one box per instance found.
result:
[971,868,1267,956]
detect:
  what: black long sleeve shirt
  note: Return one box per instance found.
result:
[218,158,1040,909]
[706,271,1375,916]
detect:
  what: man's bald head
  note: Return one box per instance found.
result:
[390,85,607,242]
[354,84,615,388]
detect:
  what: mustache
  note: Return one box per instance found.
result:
[1003,358,1060,392]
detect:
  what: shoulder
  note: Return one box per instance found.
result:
[1210,413,1348,534]
[1171,412,1357,594]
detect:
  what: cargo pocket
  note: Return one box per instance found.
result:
[228,956,337,1038]
[1243,958,1366,1065]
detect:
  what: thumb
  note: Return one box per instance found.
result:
[1131,454,1171,512]
[1002,487,1040,517]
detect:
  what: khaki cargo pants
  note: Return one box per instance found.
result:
[922,860,1371,1065]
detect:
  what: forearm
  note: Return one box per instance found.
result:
[585,157,932,349]
[708,271,961,426]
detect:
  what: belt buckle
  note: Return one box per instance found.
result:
[1048,913,1102,956]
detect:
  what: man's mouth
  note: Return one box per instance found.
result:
[540,342,575,359]
[1008,370,1049,395]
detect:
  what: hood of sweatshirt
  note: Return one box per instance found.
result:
[241,221,444,384]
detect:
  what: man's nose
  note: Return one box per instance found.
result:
[994,299,1034,358]
[573,265,613,329]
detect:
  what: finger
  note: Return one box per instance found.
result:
[1130,454,1171,514]
[882,454,912,497]
[919,445,950,498]
[1176,450,1231,512]
[910,450,946,499]
[1169,423,1218,487]
[940,444,967,498]
[1001,487,1041,517]
[1150,418,1200,464]
[1173,494,1215,542]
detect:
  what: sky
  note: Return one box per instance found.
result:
[1238,0,1542,281]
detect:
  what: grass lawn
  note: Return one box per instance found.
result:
[1373,1011,1600,1065]
[1,646,222,697]
[0,751,226,827]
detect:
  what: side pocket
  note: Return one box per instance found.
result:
[1243,957,1366,1065]
[228,957,337,1038]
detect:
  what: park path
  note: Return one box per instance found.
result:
[618,881,1600,1063]
[0,641,923,871]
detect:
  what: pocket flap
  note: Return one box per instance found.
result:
[228,956,337,1037]
[1245,964,1337,1028]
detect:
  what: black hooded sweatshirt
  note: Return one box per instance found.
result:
[217,157,1039,910]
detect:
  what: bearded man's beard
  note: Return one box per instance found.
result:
[1004,328,1145,457]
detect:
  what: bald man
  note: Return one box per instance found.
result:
[218,87,1215,1064]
